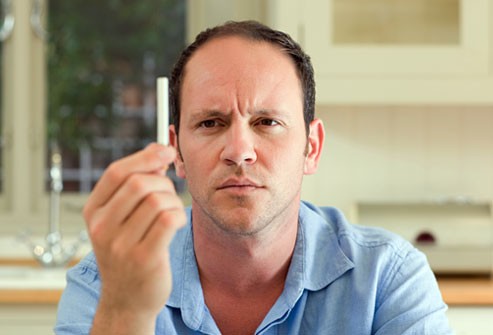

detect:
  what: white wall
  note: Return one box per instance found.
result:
[302,105,493,218]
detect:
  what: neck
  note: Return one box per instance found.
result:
[192,210,299,296]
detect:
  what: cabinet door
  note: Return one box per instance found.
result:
[305,0,489,76]
[270,0,493,104]
[0,305,57,335]
[447,307,493,335]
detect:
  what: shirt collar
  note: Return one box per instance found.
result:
[297,201,354,291]
[167,208,219,333]
[166,207,192,310]
[255,202,354,332]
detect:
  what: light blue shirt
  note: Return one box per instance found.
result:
[55,201,452,334]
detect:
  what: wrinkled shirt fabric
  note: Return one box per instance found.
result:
[55,201,452,334]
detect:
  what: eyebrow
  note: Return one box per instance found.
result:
[187,110,230,125]
[187,108,288,125]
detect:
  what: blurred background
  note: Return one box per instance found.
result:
[0,0,492,333]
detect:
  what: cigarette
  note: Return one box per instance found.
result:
[157,77,169,146]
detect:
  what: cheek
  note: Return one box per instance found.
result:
[179,143,217,180]
[264,142,306,174]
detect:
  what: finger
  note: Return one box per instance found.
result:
[87,174,175,244]
[114,191,184,248]
[139,208,187,262]
[84,144,176,218]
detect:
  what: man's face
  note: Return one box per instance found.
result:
[172,36,321,236]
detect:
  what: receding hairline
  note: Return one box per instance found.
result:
[170,20,315,137]
[179,34,304,96]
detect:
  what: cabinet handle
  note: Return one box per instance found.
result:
[0,0,14,42]
[415,231,437,246]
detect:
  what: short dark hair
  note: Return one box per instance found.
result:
[170,20,315,136]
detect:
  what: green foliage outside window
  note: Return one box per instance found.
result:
[47,0,185,150]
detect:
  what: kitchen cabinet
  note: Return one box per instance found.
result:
[441,279,493,334]
[447,307,493,335]
[0,305,58,335]
[355,201,493,275]
[0,261,66,334]
[187,0,267,42]
[269,0,493,104]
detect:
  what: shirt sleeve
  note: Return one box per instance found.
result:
[372,247,453,335]
[54,254,101,335]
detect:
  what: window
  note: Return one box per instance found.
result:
[0,0,186,233]
[0,33,4,194]
[47,1,186,193]
[0,0,14,194]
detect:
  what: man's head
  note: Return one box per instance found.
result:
[167,21,324,237]
[170,20,315,137]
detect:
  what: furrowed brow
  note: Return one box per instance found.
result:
[253,109,291,121]
[188,110,230,124]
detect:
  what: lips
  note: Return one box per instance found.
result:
[217,178,262,190]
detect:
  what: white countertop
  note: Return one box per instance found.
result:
[0,234,91,290]
[0,235,91,258]
[0,266,68,290]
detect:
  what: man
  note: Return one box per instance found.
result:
[55,21,452,334]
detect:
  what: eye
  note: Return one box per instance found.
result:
[257,118,279,127]
[199,119,219,128]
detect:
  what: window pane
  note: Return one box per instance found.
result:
[47,1,186,193]
[333,0,460,45]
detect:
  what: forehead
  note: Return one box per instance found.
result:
[182,36,300,91]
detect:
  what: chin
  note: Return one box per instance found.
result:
[215,209,272,236]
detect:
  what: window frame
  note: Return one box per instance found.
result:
[0,1,86,235]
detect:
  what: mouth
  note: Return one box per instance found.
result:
[217,178,263,191]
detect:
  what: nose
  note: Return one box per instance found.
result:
[220,124,257,166]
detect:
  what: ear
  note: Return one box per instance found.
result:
[304,118,325,175]
[169,125,186,179]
